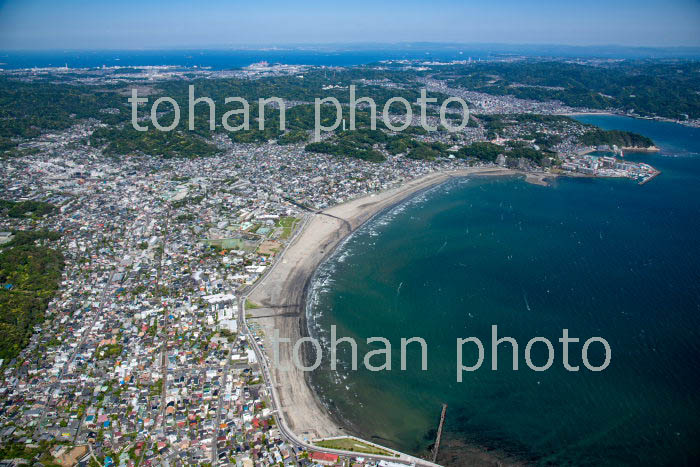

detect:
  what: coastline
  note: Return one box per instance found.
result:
[246,167,515,446]
[621,145,660,153]
[560,110,700,129]
[559,111,618,117]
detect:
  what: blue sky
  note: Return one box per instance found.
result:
[0,0,698,49]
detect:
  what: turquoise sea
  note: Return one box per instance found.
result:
[306,115,700,465]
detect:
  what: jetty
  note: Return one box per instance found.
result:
[639,170,661,185]
[432,403,448,463]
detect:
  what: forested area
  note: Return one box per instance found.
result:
[0,231,64,361]
[304,128,458,162]
[305,129,388,162]
[434,61,700,120]
[0,199,57,218]
[0,60,675,160]
[90,125,220,158]
[578,129,655,148]
[0,78,126,152]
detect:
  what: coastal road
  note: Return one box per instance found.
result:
[234,211,443,467]
[213,214,314,465]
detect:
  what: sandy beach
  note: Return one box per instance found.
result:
[246,167,514,442]
[525,172,557,186]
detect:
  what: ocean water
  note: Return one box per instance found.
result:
[306,116,700,465]
[3,45,699,70]
[0,49,486,70]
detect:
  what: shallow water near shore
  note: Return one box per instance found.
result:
[306,116,700,465]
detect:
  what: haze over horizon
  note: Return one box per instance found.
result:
[0,0,699,50]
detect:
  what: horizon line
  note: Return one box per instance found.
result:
[2,41,700,53]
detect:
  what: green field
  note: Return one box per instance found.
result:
[314,438,396,456]
[206,237,257,252]
[245,299,261,310]
[276,216,300,240]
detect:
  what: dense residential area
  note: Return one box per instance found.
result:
[0,116,462,467]
[0,58,674,466]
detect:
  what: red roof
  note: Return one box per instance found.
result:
[309,451,339,462]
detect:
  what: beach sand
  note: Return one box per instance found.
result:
[525,172,556,186]
[247,167,514,441]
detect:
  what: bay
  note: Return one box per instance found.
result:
[307,115,700,465]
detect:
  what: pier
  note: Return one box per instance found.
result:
[432,404,448,463]
[639,170,661,185]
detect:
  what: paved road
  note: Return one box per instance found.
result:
[157,215,170,431]
[231,212,442,467]
[211,315,234,463]
[37,269,115,431]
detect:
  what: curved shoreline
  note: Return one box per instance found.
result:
[247,167,515,453]
[299,172,463,441]
[560,111,700,129]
